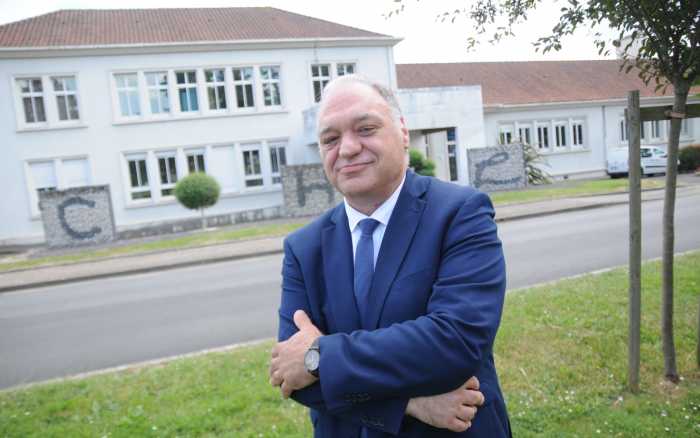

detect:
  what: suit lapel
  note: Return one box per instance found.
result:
[363,172,428,329]
[322,204,362,333]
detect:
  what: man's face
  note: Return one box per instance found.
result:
[317,82,409,206]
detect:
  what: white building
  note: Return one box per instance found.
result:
[2,8,698,245]
[0,8,406,244]
[397,61,700,180]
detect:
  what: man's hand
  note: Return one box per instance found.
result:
[269,310,323,398]
[405,376,485,433]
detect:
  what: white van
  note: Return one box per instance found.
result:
[606,146,670,178]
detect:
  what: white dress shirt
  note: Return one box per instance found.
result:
[344,174,406,268]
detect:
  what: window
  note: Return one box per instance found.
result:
[311,64,331,103]
[126,155,151,200]
[186,150,206,173]
[17,78,46,124]
[537,125,549,150]
[242,145,263,187]
[518,126,531,145]
[205,69,227,111]
[28,161,57,211]
[640,122,647,140]
[641,148,652,158]
[650,120,661,139]
[115,73,141,117]
[61,158,90,188]
[498,125,513,145]
[145,72,170,114]
[447,128,458,181]
[176,71,199,112]
[157,153,178,196]
[269,142,287,184]
[554,123,567,148]
[336,63,356,77]
[681,119,689,136]
[232,67,255,108]
[620,118,628,142]
[52,76,80,121]
[260,66,281,107]
[572,121,584,147]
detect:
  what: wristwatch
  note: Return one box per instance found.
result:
[304,337,321,378]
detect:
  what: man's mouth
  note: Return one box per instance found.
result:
[338,161,372,174]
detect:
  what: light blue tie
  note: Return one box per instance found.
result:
[354,218,380,319]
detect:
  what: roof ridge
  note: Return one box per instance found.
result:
[397,59,620,66]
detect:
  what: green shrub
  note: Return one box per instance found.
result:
[409,148,436,177]
[678,144,700,172]
[523,143,552,185]
[174,173,221,228]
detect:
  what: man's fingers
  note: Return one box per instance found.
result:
[293,310,312,329]
[448,417,471,433]
[463,389,485,407]
[465,376,480,390]
[458,405,477,422]
[281,381,293,398]
[269,371,283,387]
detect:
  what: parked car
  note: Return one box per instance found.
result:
[606,146,672,178]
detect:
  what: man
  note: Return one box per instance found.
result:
[269,75,511,437]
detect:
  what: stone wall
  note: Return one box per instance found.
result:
[282,164,343,217]
[39,185,117,248]
[117,206,282,240]
[467,144,527,192]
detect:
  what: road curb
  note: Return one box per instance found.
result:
[0,248,284,294]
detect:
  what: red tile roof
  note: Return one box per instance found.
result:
[396,60,696,106]
[0,8,390,48]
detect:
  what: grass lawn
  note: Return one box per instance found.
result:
[489,177,664,205]
[2,252,698,437]
[0,222,305,273]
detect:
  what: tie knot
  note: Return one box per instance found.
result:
[358,218,380,237]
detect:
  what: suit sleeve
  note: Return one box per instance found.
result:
[317,191,507,414]
[278,238,409,435]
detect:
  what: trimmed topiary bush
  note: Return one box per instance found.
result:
[678,144,700,172]
[174,173,221,229]
[409,148,436,177]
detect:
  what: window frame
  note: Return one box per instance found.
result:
[51,76,80,122]
[175,70,200,114]
[259,65,282,108]
[204,68,228,112]
[13,73,85,131]
[124,153,153,202]
[144,70,171,116]
[241,143,265,188]
[24,155,92,218]
[268,141,288,185]
[156,151,179,197]
[308,61,358,103]
[186,149,207,174]
[232,66,256,110]
[571,120,585,148]
[553,121,568,149]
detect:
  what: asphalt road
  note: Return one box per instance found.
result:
[1,190,699,389]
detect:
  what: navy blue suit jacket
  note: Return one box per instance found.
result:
[278,171,511,437]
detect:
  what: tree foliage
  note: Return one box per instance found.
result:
[409,148,436,176]
[174,173,220,213]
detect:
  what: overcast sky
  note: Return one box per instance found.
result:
[0,0,616,63]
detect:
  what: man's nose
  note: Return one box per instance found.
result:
[338,133,362,158]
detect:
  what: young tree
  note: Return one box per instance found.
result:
[388,0,700,383]
[174,173,221,230]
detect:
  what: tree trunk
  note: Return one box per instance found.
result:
[201,208,206,230]
[661,80,689,383]
[627,91,642,393]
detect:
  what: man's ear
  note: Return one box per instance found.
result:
[399,116,409,149]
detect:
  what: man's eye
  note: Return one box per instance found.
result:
[358,126,377,135]
[321,137,338,148]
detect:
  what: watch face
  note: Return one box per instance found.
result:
[304,349,320,372]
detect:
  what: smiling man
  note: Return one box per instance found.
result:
[269,75,511,437]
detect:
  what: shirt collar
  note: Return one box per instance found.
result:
[344,174,406,233]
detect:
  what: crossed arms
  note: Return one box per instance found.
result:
[269,191,506,434]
